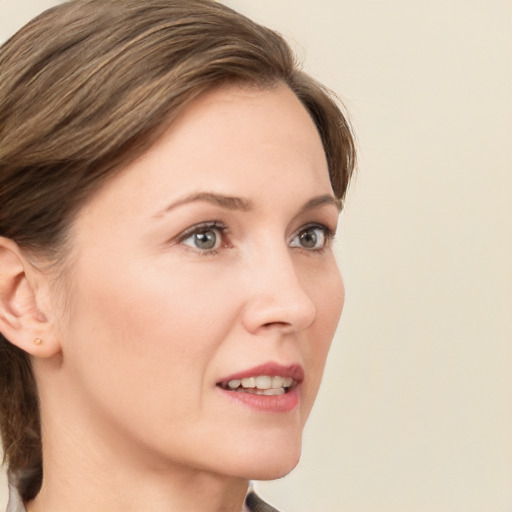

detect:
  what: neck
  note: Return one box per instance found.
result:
[29,457,248,512]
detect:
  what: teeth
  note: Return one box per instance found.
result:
[226,375,295,392]
[272,376,284,388]
[241,377,256,388]
[283,377,293,387]
[241,387,285,396]
[254,376,272,389]
[227,379,241,389]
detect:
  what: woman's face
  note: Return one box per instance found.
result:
[51,83,344,480]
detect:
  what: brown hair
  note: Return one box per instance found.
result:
[0,0,355,500]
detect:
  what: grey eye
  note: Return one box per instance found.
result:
[290,226,327,250]
[183,229,221,251]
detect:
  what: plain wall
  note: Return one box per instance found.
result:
[1,1,511,511]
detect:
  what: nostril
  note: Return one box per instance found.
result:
[262,321,291,329]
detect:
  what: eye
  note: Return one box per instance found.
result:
[289,224,332,250]
[180,222,226,252]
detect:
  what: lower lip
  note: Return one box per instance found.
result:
[218,386,300,413]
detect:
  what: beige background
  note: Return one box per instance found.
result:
[1,1,511,511]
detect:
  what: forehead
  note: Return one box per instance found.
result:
[162,82,324,155]
[77,83,331,222]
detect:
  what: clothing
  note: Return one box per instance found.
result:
[6,477,23,512]
[6,475,281,512]
[245,489,282,512]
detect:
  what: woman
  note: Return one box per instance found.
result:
[0,1,355,511]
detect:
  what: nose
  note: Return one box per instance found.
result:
[241,249,316,335]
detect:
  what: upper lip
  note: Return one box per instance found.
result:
[217,362,304,386]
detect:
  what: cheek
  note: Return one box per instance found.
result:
[57,257,241,451]
[309,257,345,346]
[63,255,239,393]
[299,260,344,418]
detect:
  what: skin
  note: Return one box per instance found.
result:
[4,83,345,512]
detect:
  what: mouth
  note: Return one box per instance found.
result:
[216,363,304,398]
[217,375,297,396]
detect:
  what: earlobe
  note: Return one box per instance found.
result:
[0,237,61,357]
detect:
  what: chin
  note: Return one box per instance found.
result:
[229,435,303,481]
[249,456,301,481]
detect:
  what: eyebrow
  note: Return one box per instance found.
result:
[153,192,253,218]
[152,192,341,218]
[298,194,342,214]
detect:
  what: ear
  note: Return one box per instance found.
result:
[0,237,61,358]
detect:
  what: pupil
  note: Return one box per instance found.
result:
[300,230,317,248]
[195,230,217,249]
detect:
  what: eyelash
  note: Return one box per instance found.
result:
[292,223,336,254]
[176,221,336,257]
[176,221,229,257]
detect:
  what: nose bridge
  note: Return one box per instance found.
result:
[241,241,316,334]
